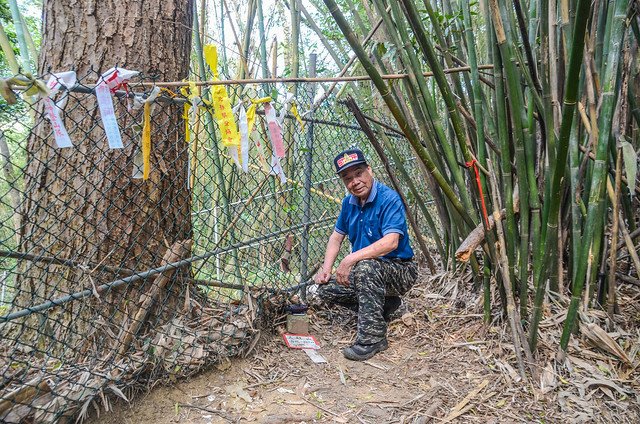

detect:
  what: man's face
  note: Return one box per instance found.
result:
[339,164,374,201]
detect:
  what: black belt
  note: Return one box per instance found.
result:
[386,257,414,263]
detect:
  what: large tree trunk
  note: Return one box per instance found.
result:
[7,0,193,355]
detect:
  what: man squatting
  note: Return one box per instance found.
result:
[314,148,418,361]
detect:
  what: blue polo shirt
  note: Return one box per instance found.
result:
[334,181,414,260]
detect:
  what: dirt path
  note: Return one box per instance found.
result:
[92,272,640,423]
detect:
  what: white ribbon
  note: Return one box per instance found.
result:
[270,154,287,183]
[237,104,250,173]
[277,92,295,125]
[131,86,161,111]
[96,67,139,149]
[43,71,76,148]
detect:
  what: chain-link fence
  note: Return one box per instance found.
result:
[0,70,433,422]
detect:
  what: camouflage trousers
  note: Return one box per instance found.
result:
[317,258,418,345]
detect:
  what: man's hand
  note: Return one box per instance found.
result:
[335,254,356,286]
[314,268,331,284]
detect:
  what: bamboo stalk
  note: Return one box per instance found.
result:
[487,161,533,380]
[371,0,445,178]
[219,0,229,77]
[0,22,19,74]
[422,0,469,111]
[298,1,346,66]
[385,0,474,216]
[483,257,491,323]
[311,15,385,107]
[559,0,629,357]
[346,97,437,273]
[604,175,640,288]
[491,0,535,293]
[549,0,561,135]
[529,0,592,351]
[400,0,473,169]
[607,146,622,324]
[7,0,30,71]
[192,3,242,283]
[321,0,476,229]
[255,0,270,97]
[238,0,257,80]
[463,0,507,316]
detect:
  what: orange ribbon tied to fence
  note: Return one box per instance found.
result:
[466,159,490,229]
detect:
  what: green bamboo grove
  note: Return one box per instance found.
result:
[319,0,639,368]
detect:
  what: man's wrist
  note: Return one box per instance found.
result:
[344,253,358,265]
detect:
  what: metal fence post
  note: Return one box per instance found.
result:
[299,53,317,300]
[0,271,6,305]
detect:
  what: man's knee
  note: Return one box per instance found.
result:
[351,259,385,291]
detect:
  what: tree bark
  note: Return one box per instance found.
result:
[8,0,193,355]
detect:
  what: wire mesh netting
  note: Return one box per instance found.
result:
[0,71,433,422]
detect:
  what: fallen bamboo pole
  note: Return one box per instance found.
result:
[0,377,50,416]
[116,239,192,359]
[455,199,520,263]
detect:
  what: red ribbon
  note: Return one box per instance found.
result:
[466,159,490,228]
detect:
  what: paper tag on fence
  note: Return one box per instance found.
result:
[96,67,139,149]
[282,333,320,350]
[43,71,76,148]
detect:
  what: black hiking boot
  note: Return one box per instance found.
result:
[383,296,402,322]
[342,339,389,361]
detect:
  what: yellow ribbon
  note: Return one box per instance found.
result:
[204,44,240,147]
[290,101,305,130]
[182,103,190,143]
[252,96,272,104]
[246,97,271,135]
[246,103,257,135]
[142,102,151,180]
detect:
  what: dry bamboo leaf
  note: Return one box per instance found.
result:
[76,397,93,423]
[494,360,520,383]
[338,365,347,386]
[581,322,632,365]
[401,313,416,327]
[107,384,129,402]
[540,362,557,394]
[620,141,637,197]
[225,382,253,403]
[442,379,489,423]
[584,379,632,397]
